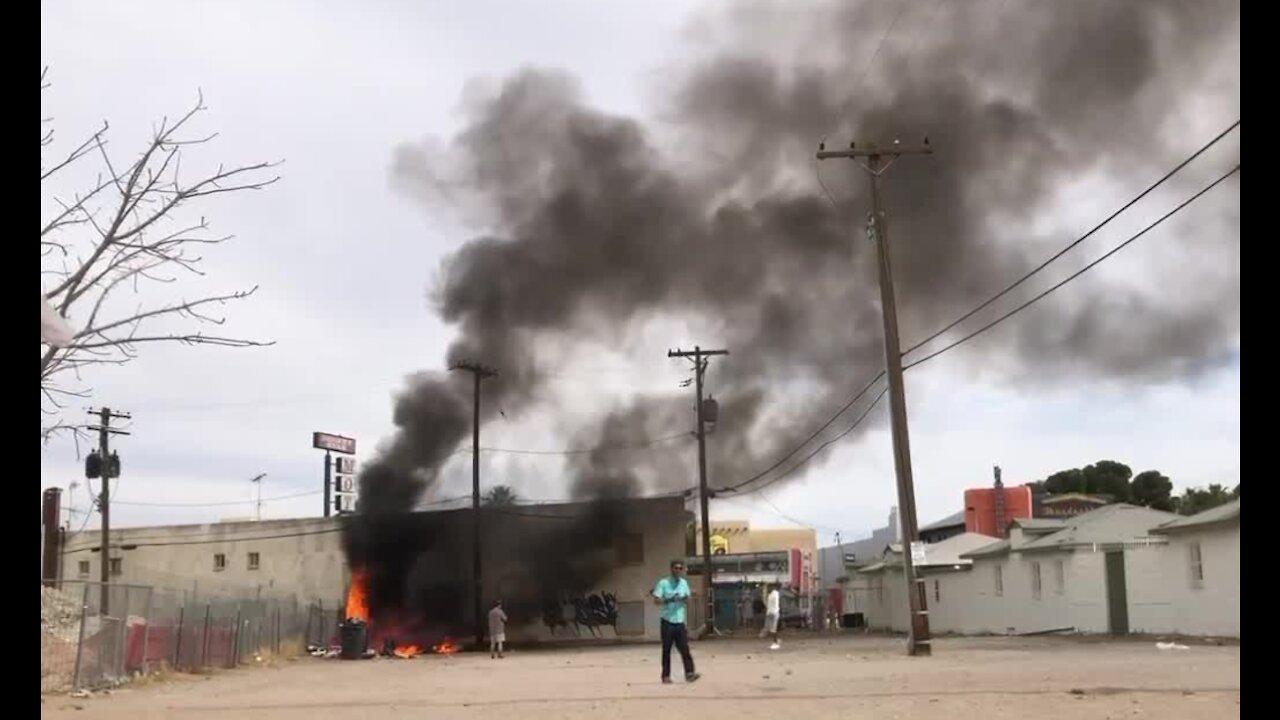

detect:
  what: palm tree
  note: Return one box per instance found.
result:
[482,485,518,507]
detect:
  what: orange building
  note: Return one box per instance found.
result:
[963,485,1034,538]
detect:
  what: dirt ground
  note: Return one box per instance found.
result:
[41,634,1239,720]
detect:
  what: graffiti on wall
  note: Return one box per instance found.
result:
[542,592,619,637]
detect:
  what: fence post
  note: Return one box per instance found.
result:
[274,605,281,654]
[173,606,185,669]
[140,587,153,674]
[231,603,242,668]
[71,583,90,690]
[200,603,212,667]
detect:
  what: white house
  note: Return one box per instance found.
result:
[853,502,1245,638]
[1127,500,1239,637]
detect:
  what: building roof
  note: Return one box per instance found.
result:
[1041,493,1111,506]
[1017,503,1176,554]
[867,532,996,572]
[959,539,1010,559]
[1152,499,1240,534]
[1011,518,1068,534]
[921,510,966,532]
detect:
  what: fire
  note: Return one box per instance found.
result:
[345,570,369,622]
[432,639,461,655]
[393,644,423,658]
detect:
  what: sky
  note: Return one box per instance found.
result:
[40,0,1239,548]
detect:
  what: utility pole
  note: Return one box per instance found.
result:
[450,360,498,649]
[251,473,267,521]
[86,406,130,616]
[668,345,729,638]
[817,138,933,656]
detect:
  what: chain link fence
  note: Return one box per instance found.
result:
[40,580,339,694]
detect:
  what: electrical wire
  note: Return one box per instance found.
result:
[713,373,885,495]
[903,120,1241,359]
[721,387,889,497]
[112,489,323,508]
[903,164,1239,371]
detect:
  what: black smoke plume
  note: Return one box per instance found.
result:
[345,0,1239,622]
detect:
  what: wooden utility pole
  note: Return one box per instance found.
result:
[816,138,934,656]
[87,406,130,616]
[668,345,728,637]
[450,360,498,649]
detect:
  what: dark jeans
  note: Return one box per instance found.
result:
[660,619,695,679]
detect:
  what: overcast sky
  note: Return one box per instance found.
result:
[41,0,1239,547]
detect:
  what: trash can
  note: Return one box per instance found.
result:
[339,619,367,659]
[841,612,865,629]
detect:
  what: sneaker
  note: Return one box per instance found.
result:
[662,677,673,685]
[685,672,701,683]
[770,643,781,650]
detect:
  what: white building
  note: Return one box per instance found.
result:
[853,502,1240,639]
[1128,500,1239,637]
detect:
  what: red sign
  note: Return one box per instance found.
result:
[313,432,356,455]
[789,548,802,589]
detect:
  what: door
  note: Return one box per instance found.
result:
[1104,551,1129,635]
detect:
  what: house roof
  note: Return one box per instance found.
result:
[960,539,1010,559]
[1152,500,1239,534]
[1011,518,1068,534]
[920,510,966,532]
[1041,493,1111,505]
[1017,503,1176,554]
[869,533,996,571]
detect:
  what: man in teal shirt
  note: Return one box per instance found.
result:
[652,559,700,684]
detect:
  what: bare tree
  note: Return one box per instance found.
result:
[40,70,281,439]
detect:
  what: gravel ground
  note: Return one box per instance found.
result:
[41,634,1240,720]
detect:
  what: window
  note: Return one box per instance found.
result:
[1031,562,1042,600]
[214,553,227,572]
[78,560,90,577]
[1189,542,1204,588]
[933,580,940,603]
[615,532,644,566]
[1054,560,1065,595]
[248,552,260,571]
[993,565,1003,597]
[109,558,122,576]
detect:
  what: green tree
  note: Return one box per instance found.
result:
[1043,468,1085,495]
[1129,470,1175,511]
[1174,483,1235,516]
[482,485,519,507]
[1081,460,1133,500]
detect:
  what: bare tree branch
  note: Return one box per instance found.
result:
[41,74,282,433]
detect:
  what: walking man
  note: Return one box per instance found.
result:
[652,559,700,684]
[488,599,508,658]
[763,584,781,650]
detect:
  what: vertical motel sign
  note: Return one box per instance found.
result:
[313,432,357,517]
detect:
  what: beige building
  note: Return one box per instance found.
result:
[57,496,691,642]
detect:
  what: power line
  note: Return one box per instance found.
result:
[715,373,885,494]
[112,489,323,508]
[903,120,1241,358]
[904,164,1239,371]
[722,386,889,497]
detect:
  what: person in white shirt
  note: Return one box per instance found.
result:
[763,585,781,650]
[488,599,508,658]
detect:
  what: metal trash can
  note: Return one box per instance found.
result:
[339,619,367,659]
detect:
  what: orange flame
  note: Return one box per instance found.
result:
[393,644,423,658]
[432,639,461,655]
[345,570,369,622]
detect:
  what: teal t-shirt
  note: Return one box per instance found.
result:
[653,576,691,625]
